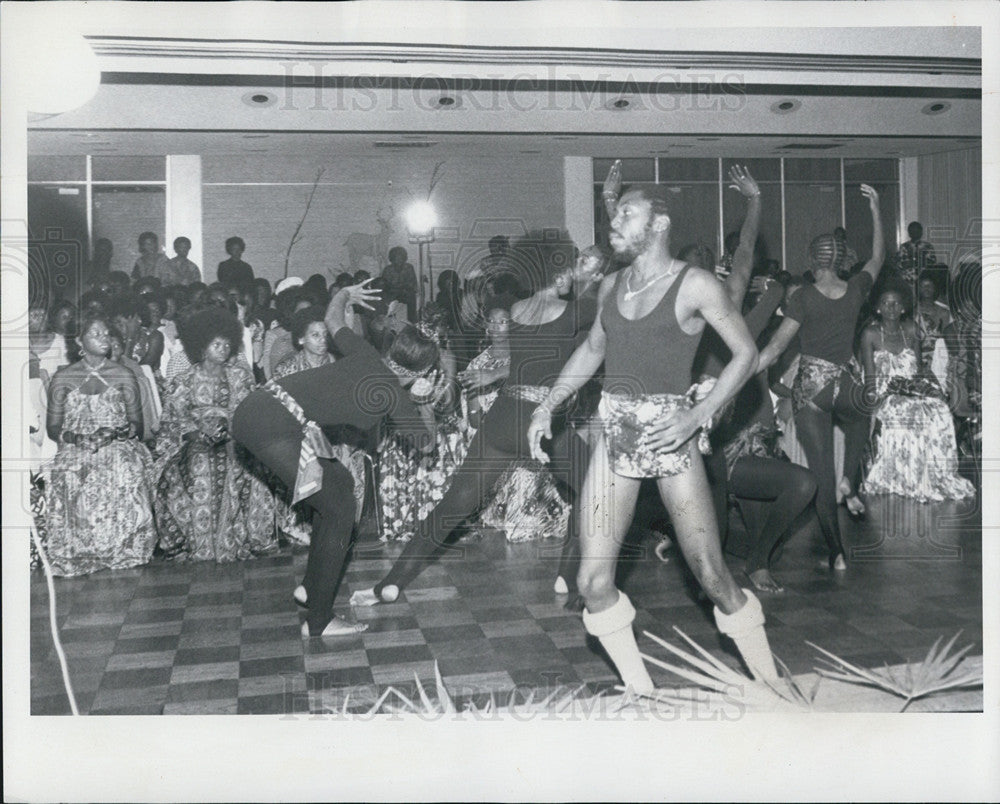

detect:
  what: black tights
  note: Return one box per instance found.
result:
[728,457,818,572]
[793,376,868,560]
[376,396,585,597]
[238,433,356,634]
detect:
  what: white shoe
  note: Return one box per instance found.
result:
[293,585,308,607]
[553,576,569,595]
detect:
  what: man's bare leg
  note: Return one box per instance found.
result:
[575,437,652,694]
[656,443,778,680]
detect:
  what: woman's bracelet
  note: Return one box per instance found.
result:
[532,403,554,418]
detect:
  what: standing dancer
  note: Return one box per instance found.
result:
[351,247,607,607]
[528,184,778,694]
[231,281,440,637]
[756,185,884,568]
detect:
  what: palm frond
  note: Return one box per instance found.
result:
[808,631,982,712]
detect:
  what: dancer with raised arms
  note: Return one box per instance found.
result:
[528,183,779,694]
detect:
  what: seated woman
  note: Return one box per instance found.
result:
[263,285,310,379]
[859,282,974,502]
[943,264,982,459]
[153,308,278,562]
[109,292,165,373]
[915,270,951,390]
[108,325,161,441]
[44,315,157,576]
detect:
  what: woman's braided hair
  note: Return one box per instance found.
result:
[808,233,847,276]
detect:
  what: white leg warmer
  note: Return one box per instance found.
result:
[714,588,779,681]
[582,591,654,695]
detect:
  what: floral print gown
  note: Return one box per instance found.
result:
[862,348,974,502]
[154,363,277,561]
[377,343,572,544]
[45,384,157,576]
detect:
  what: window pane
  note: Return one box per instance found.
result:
[27,156,86,182]
[783,158,840,183]
[661,183,720,258]
[844,181,900,272]
[594,158,655,183]
[784,182,841,274]
[844,158,899,183]
[722,183,782,270]
[721,158,781,183]
[92,186,166,274]
[91,156,165,182]
[658,158,718,182]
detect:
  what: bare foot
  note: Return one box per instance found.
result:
[844,495,865,517]
[818,553,848,571]
[747,569,784,594]
[839,478,866,517]
[301,617,368,638]
[349,585,399,606]
[553,576,569,595]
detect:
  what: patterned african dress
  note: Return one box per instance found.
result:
[271,351,335,544]
[45,382,157,576]
[153,363,278,561]
[462,346,571,543]
[378,410,471,542]
[862,347,974,502]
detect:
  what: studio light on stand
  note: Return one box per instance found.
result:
[405,200,437,314]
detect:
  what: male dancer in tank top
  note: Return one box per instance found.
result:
[528,183,779,694]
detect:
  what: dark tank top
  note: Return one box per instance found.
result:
[601,264,701,396]
[505,297,583,388]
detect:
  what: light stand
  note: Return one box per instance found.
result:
[408,233,435,314]
[404,200,438,316]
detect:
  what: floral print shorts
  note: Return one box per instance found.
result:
[599,390,711,479]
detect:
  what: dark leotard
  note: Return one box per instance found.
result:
[600,265,701,396]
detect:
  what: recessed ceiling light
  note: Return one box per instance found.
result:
[242,91,277,108]
[241,133,269,139]
[433,95,460,109]
[771,99,801,114]
[922,101,951,115]
[608,97,631,111]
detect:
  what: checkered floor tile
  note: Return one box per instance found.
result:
[30,487,983,715]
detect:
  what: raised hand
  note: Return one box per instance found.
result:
[860,183,880,210]
[602,159,623,202]
[728,164,760,199]
[345,277,381,311]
